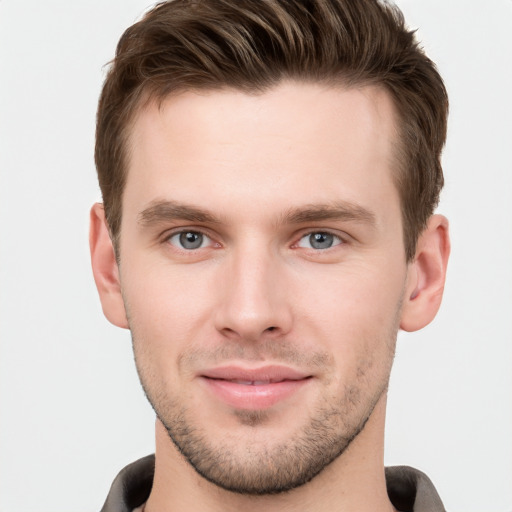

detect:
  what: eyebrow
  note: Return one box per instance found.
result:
[138,200,221,226]
[282,202,376,226]
[138,199,376,227]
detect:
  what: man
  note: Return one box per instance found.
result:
[90,0,450,510]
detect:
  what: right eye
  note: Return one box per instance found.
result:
[167,231,212,250]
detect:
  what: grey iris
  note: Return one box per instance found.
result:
[310,232,334,249]
[180,232,203,249]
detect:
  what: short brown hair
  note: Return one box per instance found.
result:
[95,0,448,261]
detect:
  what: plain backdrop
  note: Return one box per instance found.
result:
[1,1,511,511]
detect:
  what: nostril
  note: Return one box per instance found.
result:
[266,326,276,332]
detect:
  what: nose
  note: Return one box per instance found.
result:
[213,245,293,342]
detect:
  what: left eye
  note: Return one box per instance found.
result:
[168,231,212,250]
[297,232,342,250]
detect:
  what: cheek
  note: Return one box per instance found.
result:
[120,258,237,385]
[294,260,405,358]
[301,256,404,313]
[122,252,214,325]
[120,263,214,379]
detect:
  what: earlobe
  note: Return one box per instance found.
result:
[400,214,450,332]
[89,203,129,329]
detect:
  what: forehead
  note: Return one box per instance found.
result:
[124,82,400,222]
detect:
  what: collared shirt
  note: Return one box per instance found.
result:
[100,455,445,512]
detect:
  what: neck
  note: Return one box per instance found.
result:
[145,394,395,512]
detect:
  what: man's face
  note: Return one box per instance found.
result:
[117,82,410,493]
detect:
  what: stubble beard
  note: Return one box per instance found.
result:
[157,383,385,495]
[132,335,397,496]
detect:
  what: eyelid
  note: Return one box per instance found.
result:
[292,229,348,248]
[159,226,351,251]
[161,226,220,249]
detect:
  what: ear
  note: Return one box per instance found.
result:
[89,203,129,329]
[400,214,450,332]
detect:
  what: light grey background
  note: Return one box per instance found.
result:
[1,1,511,511]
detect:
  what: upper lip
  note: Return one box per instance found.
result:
[200,365,311,383]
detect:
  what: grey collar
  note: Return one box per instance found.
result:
[100,455,445,512]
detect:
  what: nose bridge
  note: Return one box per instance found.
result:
[215,239,291,340]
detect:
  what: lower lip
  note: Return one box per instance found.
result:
[201,377,311,410]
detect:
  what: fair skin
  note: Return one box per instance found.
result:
[90,82,449,512]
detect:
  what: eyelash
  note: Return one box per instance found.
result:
[163,228,218,252]
[162,227,347,253]
[294,230,345,250]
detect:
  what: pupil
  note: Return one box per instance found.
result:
[180,232,202,249]
[310,232,333,249]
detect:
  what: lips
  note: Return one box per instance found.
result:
[199,365,312,410]
[227,380,285,385]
